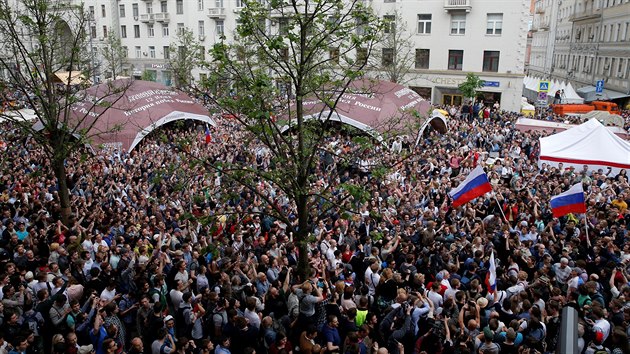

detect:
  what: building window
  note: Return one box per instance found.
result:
[356,47,368,64]
[103,26,108,38]
[329,47,339,64]
[161,1,168,13]
[132,3,139,17]
[198,21,205,37]
[149,46,156,58]
[198,0,204,11]
[383,15,395,34]
[101,4,106,17]
[146,2,153,14]
[279,18,289,35]
[134,25,140,38]
[119,4,126,18]
[448,50,463,70]
[148,24,155,37]
[90,26,96,39]
[216,0,224,7]
[177,23,185,35]
[121,25,127,38]
[162,24,169,37]
[280,48,289,61]
[382,48,394,67]
[164,46,170,59]
[176,0,184,14]
[236,0,244,8]
[482,51,500,72]
[122,46,128,58]
[199,46,206,60]
[135,46,141,58]
[415,49,429,69]
[486,13,503,35]
[450,14,466,35]
[216,20,224,36]
[89,6,95,18]
[417,14,432,34]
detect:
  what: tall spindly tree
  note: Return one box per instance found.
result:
[203,0,383,276]
[168,27,205,91]
[101,29,128,80]
[370,10,415,84]
[0,0,129,225]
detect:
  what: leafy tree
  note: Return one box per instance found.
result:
[369,10,415,84]
[168,27,205,91]
[0,0,129,224]
[203,0,383,276]
[141,70,156,82]
[458,72,485,102]
[101,29,128,80]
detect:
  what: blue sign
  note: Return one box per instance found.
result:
[596,80,604,94]
[539,81,549,92]
[483,81,500,87]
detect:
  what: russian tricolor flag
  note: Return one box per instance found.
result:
[448,165,492,208]
[486,250,497,294]
[205,125,212,144]
[550,182,586,218]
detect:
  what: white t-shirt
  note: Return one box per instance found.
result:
[593,318,611,342]
[100,288,116,302]
[365,268,380,296]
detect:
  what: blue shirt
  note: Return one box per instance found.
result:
[322,324,341,346]
[89,326,107,354]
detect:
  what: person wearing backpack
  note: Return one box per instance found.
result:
[175,292,194,338]
[48,294,71,335]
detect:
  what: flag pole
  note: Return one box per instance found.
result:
[583,211,591,247]
[493,194,510,225]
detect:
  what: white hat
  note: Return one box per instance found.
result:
[164,315,174,322]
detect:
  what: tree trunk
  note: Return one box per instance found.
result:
[52,158,72,226]
[296,193,311,280]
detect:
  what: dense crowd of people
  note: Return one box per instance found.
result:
[0,101,629,354]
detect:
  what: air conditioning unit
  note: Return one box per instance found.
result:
[143,52,148,57]
[133,16,138,21]
[198,35,206,41]
[98,37,104,41]
[604,64,610,70]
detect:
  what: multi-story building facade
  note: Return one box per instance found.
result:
[78,0,529,112]
[529,0,630,102]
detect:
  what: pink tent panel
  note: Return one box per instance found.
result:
[283,80,440,139]
[58,79,214,151]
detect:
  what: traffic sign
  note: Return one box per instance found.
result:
[539,81,549,92]
[596,80,604,94]
[538,92,547,101]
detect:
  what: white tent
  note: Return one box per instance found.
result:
[0,109,38,123]
[563,82,584,104]
[539,119,630,174]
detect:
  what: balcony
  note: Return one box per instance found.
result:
[154,13,169,23]
[535,6,545,14]
[139,14,154,23]
[444,0,471,13]
[539,20,550,30]
[207,7,226,18]
[569,8,602,22]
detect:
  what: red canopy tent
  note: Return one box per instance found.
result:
[281,79,446,142]
[36,79,215,151]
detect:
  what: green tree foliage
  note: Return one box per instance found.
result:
[458,72,485,101]
[204,0,383,276]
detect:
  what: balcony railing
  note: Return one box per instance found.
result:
[139,14,154,23]
[569,7,602,22]
[207,7,226,18]
[154,13,169,23]
[444,0,472,12]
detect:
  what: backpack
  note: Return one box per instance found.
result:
[23,310,43,337]
[175,305,193,337]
